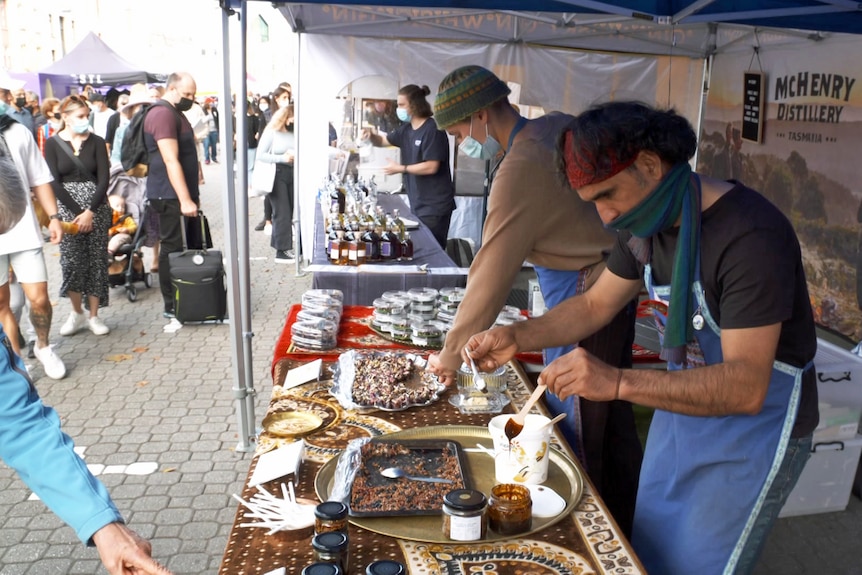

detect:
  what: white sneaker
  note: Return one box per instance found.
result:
[263,223,273,236]
[59,311,87,336]
[33,344,66,380]
[88,316,110,335]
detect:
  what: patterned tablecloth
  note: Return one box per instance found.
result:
[220,356,646,575]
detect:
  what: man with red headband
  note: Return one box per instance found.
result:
[466,101,818,574]
[427,65,643,536]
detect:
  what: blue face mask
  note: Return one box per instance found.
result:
[458,116,501,160]
[396,108,411,123]
[0,101,7,115]
[71,118,90,134]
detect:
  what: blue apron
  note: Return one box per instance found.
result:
[534,266,587,460]
[633,253,805,574]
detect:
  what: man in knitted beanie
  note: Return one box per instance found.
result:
[428,65,643,537]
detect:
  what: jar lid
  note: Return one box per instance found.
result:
[407,287,438,302]
[302,563,343,575]
[365,560,406,575]
[444,489,487,512]
[314,500,348,520]
[312,531,349,552]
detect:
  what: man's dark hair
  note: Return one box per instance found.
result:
[558,101,697,187]
[398,84,433,118]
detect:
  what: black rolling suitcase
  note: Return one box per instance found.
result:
[169,212,226,323]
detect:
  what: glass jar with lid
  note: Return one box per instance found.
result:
[312,531,349,574]
[442,488,487,541]
[301,562,343,575]
[314,501,349,536]
[365,560,407,575]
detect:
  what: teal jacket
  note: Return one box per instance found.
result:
[0,328,123,544]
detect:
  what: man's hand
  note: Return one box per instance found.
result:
[427,353,458,387]
[463,326,520,374]
[47,218,63,244]
[180,200,198,218]
[539,347,620,402]
[92,522,173,575]
[382,159,402,176]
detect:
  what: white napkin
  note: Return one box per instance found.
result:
[283,359,322,390]
[249,441,303,486]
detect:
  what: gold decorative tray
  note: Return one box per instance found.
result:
[314,425,583,543]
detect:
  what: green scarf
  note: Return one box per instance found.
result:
[609,163,701,364]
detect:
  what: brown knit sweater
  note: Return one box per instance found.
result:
[438,113,617,371]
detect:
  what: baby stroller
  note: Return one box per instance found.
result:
[106,165,153,302]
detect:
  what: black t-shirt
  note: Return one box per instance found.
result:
[386,117,455,219]
[607,183,818,437]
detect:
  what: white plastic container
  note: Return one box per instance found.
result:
[813,339,862,443]
[779,434,862,517]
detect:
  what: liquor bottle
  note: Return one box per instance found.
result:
[328,220,347,265]
[362,222,381,262]
[392,209,406,240]
[380,223,402,261]
[400,232,414,261]
[347,217,365,265]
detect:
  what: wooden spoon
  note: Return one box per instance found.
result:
[504,384,547,441]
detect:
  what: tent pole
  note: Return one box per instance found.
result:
[237,0,258,451]
[294,31,305,276]
[220,2,254,453]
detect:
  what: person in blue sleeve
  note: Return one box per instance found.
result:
[0,148,170,574]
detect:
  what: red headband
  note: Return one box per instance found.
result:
[563,130,637,189]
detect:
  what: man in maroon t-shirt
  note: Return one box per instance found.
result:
[143,72,200,318]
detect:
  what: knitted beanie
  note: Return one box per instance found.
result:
[434,66,511,129]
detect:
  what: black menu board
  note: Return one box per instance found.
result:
[742,72,765,143]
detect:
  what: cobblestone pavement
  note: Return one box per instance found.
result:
[0,161,860,574]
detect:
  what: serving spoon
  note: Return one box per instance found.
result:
[464,347,487,392]
[504,384,547,441]
[380,467,454,484]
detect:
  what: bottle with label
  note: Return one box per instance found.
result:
[391,208,406,240]
[362,222,381,262]
[328,220,346,265]
[380,223,402,261]
[400,232,413,261]
[348,227,366,266]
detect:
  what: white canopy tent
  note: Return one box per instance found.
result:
[215,0,862,450]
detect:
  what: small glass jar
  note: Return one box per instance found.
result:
[365,560,407,575]
[442,489,487,541]
[488,483,532,535]
[301,562,343,575]
[314,501,349,536]
[312,531,349,574]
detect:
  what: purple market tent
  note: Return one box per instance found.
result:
[38,32,165,98]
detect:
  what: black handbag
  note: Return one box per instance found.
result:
[185,212,213,250]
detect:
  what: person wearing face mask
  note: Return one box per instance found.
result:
[427,66,643,537]
[254,84,292,234]
[5,87,35,135]
[44,95,112,337]
[142,72,201,318]
[36,98,61,156]
[362,84,455,248]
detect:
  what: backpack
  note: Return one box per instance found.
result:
[120,101,182,178]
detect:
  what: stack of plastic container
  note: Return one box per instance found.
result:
[291,289,344,350]
[370,287,472,347]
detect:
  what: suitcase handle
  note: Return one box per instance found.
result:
[181,210,209,253]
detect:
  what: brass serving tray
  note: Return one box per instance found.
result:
[314,425,583,543]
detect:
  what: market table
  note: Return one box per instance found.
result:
[219,308,646,575]
[308,193,467,306]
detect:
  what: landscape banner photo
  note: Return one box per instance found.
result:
[699,39,862,342]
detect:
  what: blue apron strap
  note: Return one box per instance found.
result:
[507,117,528,150]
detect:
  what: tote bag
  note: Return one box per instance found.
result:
[250,159,275,198]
